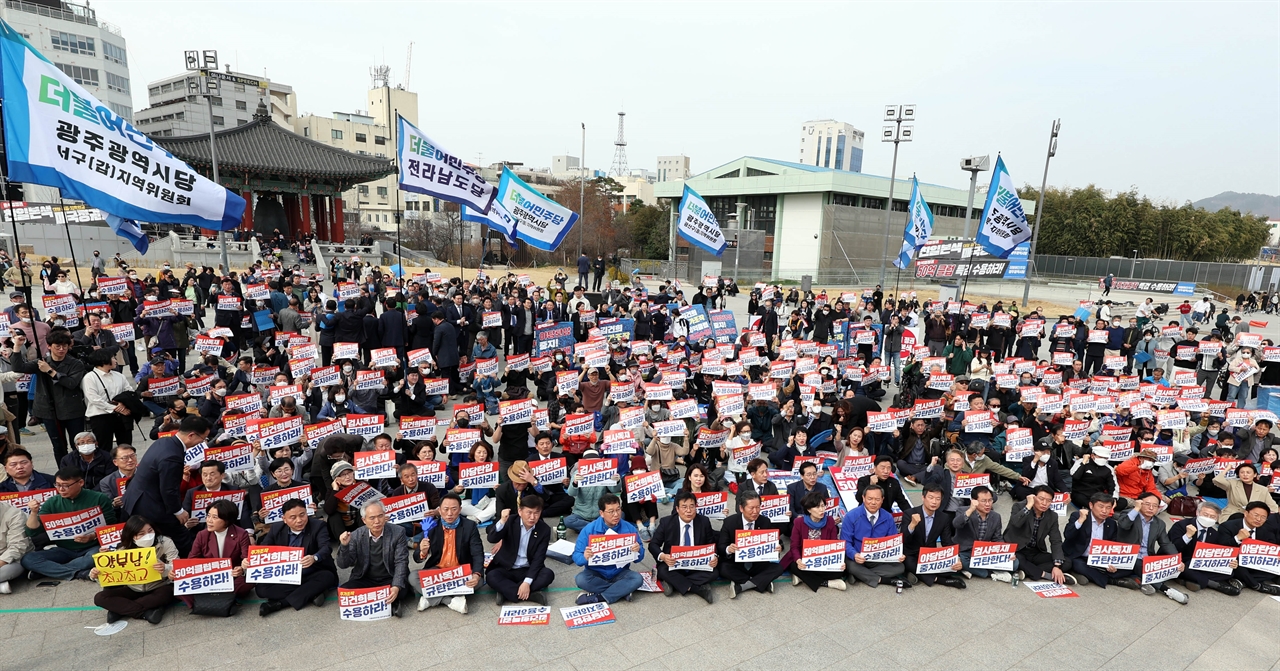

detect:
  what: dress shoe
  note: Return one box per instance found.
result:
[144,607,164,625]
[528,591,548,606]
[259,600,286,617]
[312,591,327,608]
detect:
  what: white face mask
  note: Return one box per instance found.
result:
[1196,516,1217,529]
[1139,461,1155,470]
[134,533,155,547]
[342,365,353,374]
[1038,453,1050,463]
[334,395,346,403]
[214,387,227,397]
[77,443,97,455]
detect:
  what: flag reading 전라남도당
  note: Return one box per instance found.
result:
[893,176,935,269]
[676,184,727,257]
[0,22,244,233]
[974,155,1031,259]
[497,166,578,251]
[396,116,495,214]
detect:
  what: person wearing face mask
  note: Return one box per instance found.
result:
[1115,449,1168,510]
[58,431,114,491]
[1169,501,1243,595]
[1013,442,1068,500]
[317,385,370,420]
[1225,345,1260,408]
[88,515,178,624]
[1069,444,1124,512]
[1134,328,1161,377]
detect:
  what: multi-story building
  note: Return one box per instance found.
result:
[798,119,864,172]
[133,67,295,137]
[657,155,691,182]
[1,0,132,121]
[293,85,417,231]
[552,155,579,175]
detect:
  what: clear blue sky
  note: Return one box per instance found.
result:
[97,1,1279,203]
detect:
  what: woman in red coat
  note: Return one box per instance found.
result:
[780,490,846,592]
[179,499,253,608]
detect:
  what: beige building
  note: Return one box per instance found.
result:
[135,68,295,137]
[657,155,691,182]
[293,86,419,231]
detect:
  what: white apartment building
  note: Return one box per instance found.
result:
[798,119,864,172]
[657,155,691,182]
[552,155,579,175]
[134,67,295,137]
[293,86,418,231]
[1,0,132,120]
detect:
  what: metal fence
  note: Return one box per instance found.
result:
[1032,255,1268,291]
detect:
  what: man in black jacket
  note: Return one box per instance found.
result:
[1013,442,1069,500]
[122,416,210,556]
[901,484,965,588]
[485,494,553,606]
[1004,486,1072,584]
[12,328,88,465]
[1064,493,1139,590]
[431,313,461,395]
[334,299,367,344]
[855,456,913,515]
[378,298,408,363]
[650,491,718,603]
[758,299,779,355]
[717,491,785,598]
[256,499,338,616]
[1170,501,1243,596]
[1217,502,1280,595]
[415,493,484,613]
[494,461,574,521]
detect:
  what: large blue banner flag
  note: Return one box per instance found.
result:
[0,21,245,234]
[397,116,496,214]
[676,185,728,256]
[496,166,578,252]
[975,155,1031,259]
[461,199,518,246]
[893,176,934,269]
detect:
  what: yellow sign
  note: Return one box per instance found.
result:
[93,547,160,586]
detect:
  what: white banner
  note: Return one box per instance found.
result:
[396,116,495,213]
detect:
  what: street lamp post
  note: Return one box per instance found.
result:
[733,202,746,282]
[1021,119,1060,307]
[184,50,229,274]
[1131,249,1138,278]
[878,105,915,287]
[578,123,585,257]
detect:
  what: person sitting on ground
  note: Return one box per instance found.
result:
[180,499,252,609]
[649,491,718,603]
[1064,493,1140,591]
[21,465,115,581]
[901,483,966,589]
[0,500,32,594]
[781,490,845,593]
[717,490,786,599]
[0,448,54,493]
[572,493,645,605]
[254,498,338,616]
[89,515,177,624]
[840,484,907,589]
[953,485,1016,583]
[485,493,554,606]
[336,501,410,618]
[415,493,483,614]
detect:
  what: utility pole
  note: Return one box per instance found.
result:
[877,105,915,287]
[578,123,585,256]
[1021,119,1061,307]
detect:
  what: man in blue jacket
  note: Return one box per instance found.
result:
[572,493,644,605]
[840,484,907,588]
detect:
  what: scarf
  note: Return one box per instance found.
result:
[442,516,461,530]
[802,513,826,530]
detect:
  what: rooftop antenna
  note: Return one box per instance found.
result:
[609,111,628,177]
[370,64,390,90]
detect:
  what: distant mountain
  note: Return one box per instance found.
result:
[1193,191,1279,219]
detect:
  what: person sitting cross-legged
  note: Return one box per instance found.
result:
[572,493,645,605]
[485,493,554,606]
[649,491,718,603]
[254,498,339,616]
[781,490,845,593]
[717,490,786,599]
[414,493,484,614]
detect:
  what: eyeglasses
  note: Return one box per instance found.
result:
[53,480,82,489]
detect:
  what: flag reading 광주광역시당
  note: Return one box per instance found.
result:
[893,175,934,269]
[0,21,245,231]
[397,116,496,214]
[676,184,727,257]
[462,199,517,246]
[496,166,578,252]
[974,155,1031,259]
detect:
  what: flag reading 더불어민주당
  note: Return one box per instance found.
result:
[462,199,518,246]
[974,155,1031,259]
[397,116,496,214]
[893,175,934,269]
[496,166,578,252]
[676,184,727,257]
[0,21,245,232]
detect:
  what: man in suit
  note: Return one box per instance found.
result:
[1169,500,1242,596]
[650,491,718,603]
[1063,492,1140,590]
[1004,486,1071,584]
[255,499,338,616]
[786,462,830,519]
[181,459,253,533]
[855,456,913,515]
[953,486,1013,582]
[1215,501,1279,595]
[840,484,906,588]
[336,500,410,618]
[1116,491,1190,604]
[377,298,408,363]
[1013,442,1069,500]
[485,493,553,606]
[415,493,484,614]
[901,483,965,588]
[717,491,784,598]
[758,299,779,355]
[431,312,461,396]
[122,415,210,556]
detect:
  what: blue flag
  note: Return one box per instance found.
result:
[105,214,149,254]
[893,176,934,269]
[496,167,577,251]
[975,156,1031,259]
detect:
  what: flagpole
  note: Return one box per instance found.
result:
[0,102,33,314]
[1021,119,1060,308]
[53,191,82,293]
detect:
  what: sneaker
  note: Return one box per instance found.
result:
[728,582,741,599]
[961,570,974,580]
[1060,573,1078,586]
[446,596,467,614]
[1068,573,1086,586]
[990,571,1012,584]
[18,428,33,436]
[1015,570,1025,582]
[575,592,603,606]
[0,581,10,595]
[792,575,801,587]
[623,591,633,602]
[1165,587,1189,604]
[1139,584,1156,596]
[417,595,431,612]
[905,572,919,586]
[638,525,652,543]
[826,578,847,591]
[1252,583,1280,596]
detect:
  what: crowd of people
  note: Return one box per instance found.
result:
[0,254,1278,630]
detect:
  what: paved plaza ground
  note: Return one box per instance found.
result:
[3,284,1280,670]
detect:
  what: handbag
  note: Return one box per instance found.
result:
[95,372,147,418]
[1166,495,1200,517]
[190,592,236,617]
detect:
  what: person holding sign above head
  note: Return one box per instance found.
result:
[780,490,845,593]
[486,493,553,607]
[1169,500,1242,596]
[840,484,907,589]
[255,499,338,617]
[89,515,178,624]
[415,493,483,614]
[649,491,718,603]
[1063,493,1140,590]
[572,493,645,605]
[338,501,410,618]
[180,500,252,609]
[22,465,115,581]
[900,483,966,589]
[717,490,785,598]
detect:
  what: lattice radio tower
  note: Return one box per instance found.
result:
[609,111,628,177]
